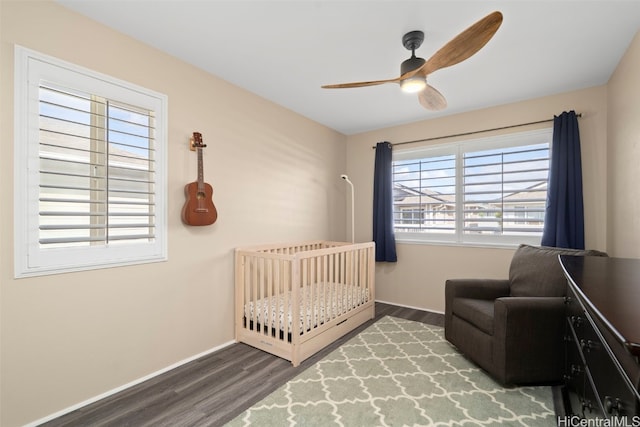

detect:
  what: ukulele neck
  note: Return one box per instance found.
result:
[197,146,204,192]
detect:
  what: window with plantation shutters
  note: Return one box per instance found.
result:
[14,46,167,277]
[392,128,552,246]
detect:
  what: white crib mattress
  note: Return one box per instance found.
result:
[244,282,369,332]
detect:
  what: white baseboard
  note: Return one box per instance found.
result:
[375,299,445,315]
[26,340,236,427]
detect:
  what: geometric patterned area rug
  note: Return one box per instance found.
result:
[227,316,556,426]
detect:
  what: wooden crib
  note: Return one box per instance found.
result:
[235,240,375,366]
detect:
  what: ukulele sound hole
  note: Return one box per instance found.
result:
[195,191,209,213]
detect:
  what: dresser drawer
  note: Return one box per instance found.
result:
[564,328,589,416]
[581,315,638,417]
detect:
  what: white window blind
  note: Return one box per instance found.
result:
[392,128,551,246]
[393,153,457,234]
[463,143,548,238]
[14,46,167,277]
[38,84,157,247]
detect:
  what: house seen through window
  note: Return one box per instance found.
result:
[392,128,552,246]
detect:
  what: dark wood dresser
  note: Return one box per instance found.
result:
[560,255,640,419]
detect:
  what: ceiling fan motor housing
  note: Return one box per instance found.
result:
[401,56,426,75]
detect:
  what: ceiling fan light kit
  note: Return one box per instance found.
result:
[322,11,503,111]
[400,77,427,93]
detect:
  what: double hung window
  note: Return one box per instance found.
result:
[392,128,552,246]
[14,46,168,277]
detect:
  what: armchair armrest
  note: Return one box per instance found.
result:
[445,278,510,301]
[444,279,510,340]
[493,296,566,384]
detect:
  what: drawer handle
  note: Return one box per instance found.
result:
[581,398,595,413]
[563,365,583,381]
[580,339,595,352]
[604,396,623,415]
[570,315,583,327]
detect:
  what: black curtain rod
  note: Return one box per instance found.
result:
[371,113,582,149]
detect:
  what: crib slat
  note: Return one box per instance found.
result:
[302,258,308,335]
[283,259,290,340]
[260,257,266,335]
[360,248,365,306]
[291,256,300,344]
[347,250,352,311]
[322,254,328,325]
[266,258,272,337]
[274,259,280,338]
[245,256,251,331]
[328,252,334,321]
[356,248,361,306]
[255,257,261,333]
[310,257,315,333]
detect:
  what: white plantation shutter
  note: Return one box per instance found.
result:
[15,46,167,277]
[463,143,549,238]
[38,84,156,247]
[392,128,552,246]
[393,153,457,234]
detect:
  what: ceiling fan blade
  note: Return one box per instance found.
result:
[414,11,503,78]
[418,85,447,111]
[321,76,402,89]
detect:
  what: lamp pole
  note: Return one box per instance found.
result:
[340,174,355,243]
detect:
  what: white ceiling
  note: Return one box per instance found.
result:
[56,0,640,135]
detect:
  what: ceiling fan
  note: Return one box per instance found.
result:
[321,11,503,111]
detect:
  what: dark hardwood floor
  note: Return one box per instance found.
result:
[41,303,444,427]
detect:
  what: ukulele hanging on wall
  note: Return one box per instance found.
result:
[181,132,218,226]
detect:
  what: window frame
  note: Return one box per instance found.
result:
[392,128,552,247]
[14,46,168,278]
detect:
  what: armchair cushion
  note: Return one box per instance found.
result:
[509,244,607,297]
[451,298,494,335]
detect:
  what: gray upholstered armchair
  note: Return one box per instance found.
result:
[445,244,607,385]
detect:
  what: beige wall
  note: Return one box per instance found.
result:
[607,31,640,258]
[0,2,347,426]
[346,86,608,313]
